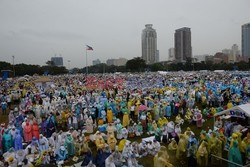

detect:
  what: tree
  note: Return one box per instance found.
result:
[126,57,146,72]
[151,63,165,71]
[46,61,55,66]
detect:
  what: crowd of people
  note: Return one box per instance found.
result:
[0,71,249,167]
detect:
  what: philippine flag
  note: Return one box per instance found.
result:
[86,45,93,50]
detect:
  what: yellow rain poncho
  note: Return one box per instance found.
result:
[135,100,140,116]
[118,139,126,152]
[230,133,238,148]
[107,135,117,151]
[107,108,113,123]
[184,127,192,137]
[127,100,132,112]
[219,132,227,151]
[162,117,168,125]
[240,137,250,153]
[158,118,164,128]
[196,141,208,167]
[168,140,177,151]
[95,136,105,150]
[208,132,217,153]
[176,134,188,159]
[210,107,216,116]
[154,146,174,167]
[175,114,182,124]
[122,112,129,127]
[35,151,47,167]
[227,102,233,109]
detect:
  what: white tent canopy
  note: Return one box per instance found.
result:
[214,103,250,118]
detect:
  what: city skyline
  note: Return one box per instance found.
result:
[0,0,249,68]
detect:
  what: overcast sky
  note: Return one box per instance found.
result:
[0,0,249,68]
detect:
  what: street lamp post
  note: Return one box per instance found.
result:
[12,55,15,77]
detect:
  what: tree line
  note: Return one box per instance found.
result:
[0,61,68,76]
[1,57,249,77]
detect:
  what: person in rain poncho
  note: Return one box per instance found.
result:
[138,140,148,157]
[228,141,243,167]
[107,135,117,151]
[168,139,177,151]
[95,134,106,150]
[176,134,188,160]
[121,128,128,139]
[46,114,56,138]
[165,103,171,119]
[81,134,90,154]
[31,121,40,140]
[155,127,162,142]
[107,123,116,138]
[39,134,49,151]
[107,107,113,123]
[15,149,25,164]
[115,119,123,139]
[135,122,143,137]
[86,116,94,134]
[64,132,75,157]
[35,150,50,166]
[2,130,13,153]
[122,107,130,127]
[154,146,174,167]
[152,139,161,154]
[56,146,68,162]
[196,141,208,167]
[23,122,32,143]
[14,131,23,151]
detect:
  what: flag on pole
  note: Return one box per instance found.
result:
[86,45,93,50]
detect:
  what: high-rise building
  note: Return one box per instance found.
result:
[174,27,192,63]
[168,48,175,61]
[51,56,63,66]
[142,24,157,64]
[93,59,101,65]
[231,44,240,62]
[156,50,160,62]
[242,23,250,57]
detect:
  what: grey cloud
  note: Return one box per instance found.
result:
[17,29,88,41]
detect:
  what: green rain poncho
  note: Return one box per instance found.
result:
[64,133,75,157]
[228,141,242,167]
[155,127,162,142]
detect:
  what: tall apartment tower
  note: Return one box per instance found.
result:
[142,24,157,64]
[174,27,192,63]
[242,23,250,57]
[231,44,240,62]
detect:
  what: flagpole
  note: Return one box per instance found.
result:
[86,47,88,77]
